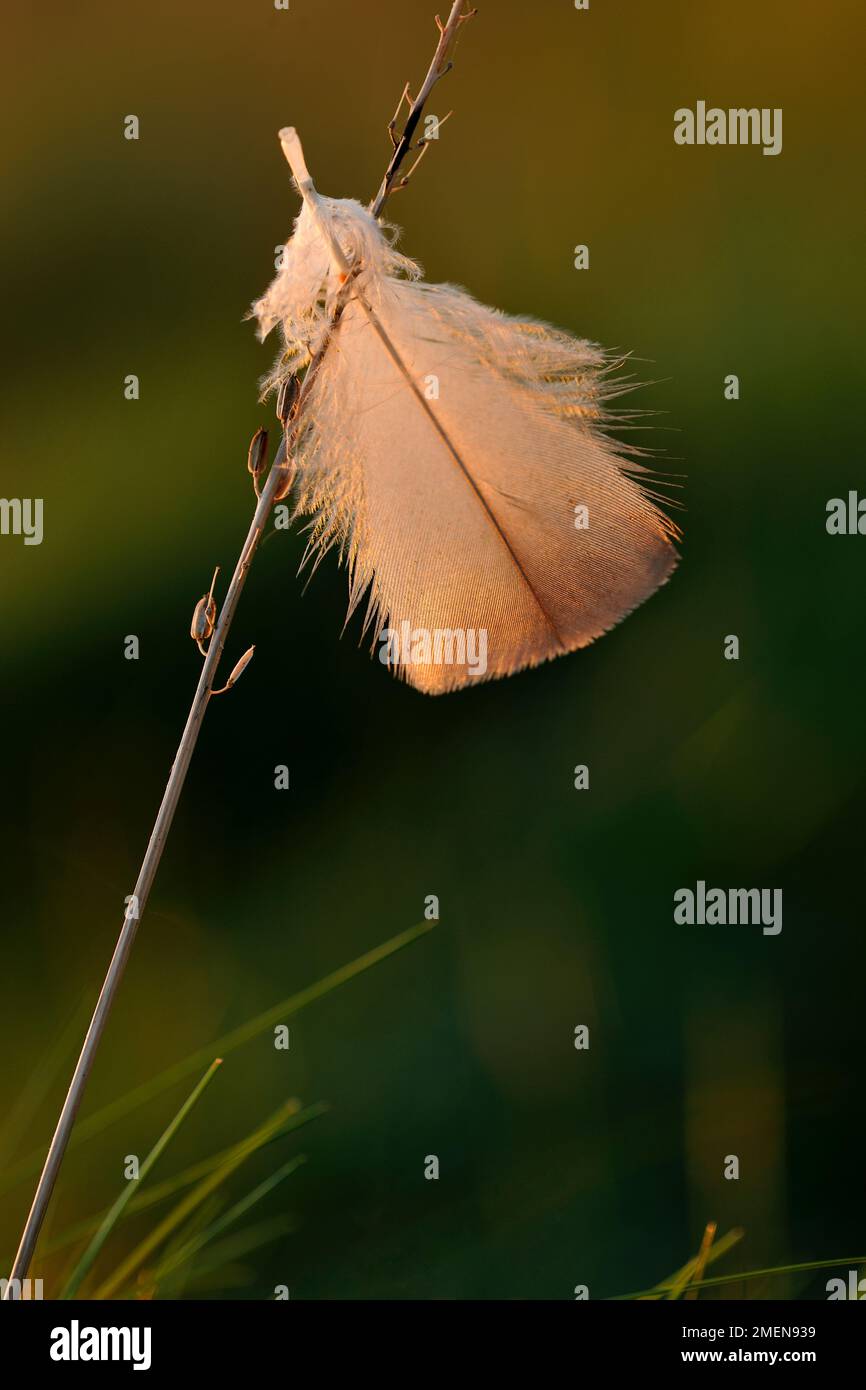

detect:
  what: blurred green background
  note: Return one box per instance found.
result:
[1,0,864,1298]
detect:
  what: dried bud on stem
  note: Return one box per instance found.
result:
[276,376,300,427]
[211,645,255,695]
[190,566,220,654]
[247,427,269,495]
[272,461,296,503]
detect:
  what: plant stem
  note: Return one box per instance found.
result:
[4,2,473,1295]
[371,0,471,217]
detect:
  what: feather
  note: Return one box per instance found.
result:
[252,129,679,695]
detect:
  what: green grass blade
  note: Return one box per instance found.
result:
[641,1227,744,1301]
[59,1058,222,1299]
[665,1221,726,1301]
[92,1097,303,1300]
[615,1253,866,1301]
[1,1101,328,1269]
[0,919,433,1195]
[186,1216,296,1282]
[118,1102,326,1218]
[134,1217,297,1298]
[154,1153,306,1283]
[145,1195,225,1296]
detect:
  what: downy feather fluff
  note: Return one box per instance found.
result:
[252,135,679,694]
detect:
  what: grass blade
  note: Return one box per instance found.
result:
[92,1098,302,1300]
[636,1226,743,1301]
[59,1058,222,1299]
[154,1153,306,1283]
[1,1101,328,1270]
[684,1221,717,1301]
[665,1220,719,1301]
[616,1252,866,1301]
[0,920,433,1195]
[145,1217,297,1297]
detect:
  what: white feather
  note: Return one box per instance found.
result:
[252,133,679,694]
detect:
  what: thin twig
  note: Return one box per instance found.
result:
[4,3,473,1296]
[371,1,472,217]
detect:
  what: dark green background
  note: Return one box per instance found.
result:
[1,0,864,1298]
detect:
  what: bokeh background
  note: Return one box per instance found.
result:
[1,0,864,1299]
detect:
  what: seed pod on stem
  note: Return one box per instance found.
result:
[276,376,299,427]
[272,459,296,503]
[190,566,220,655]
[211,645,255,695]
[247,427,269,496]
